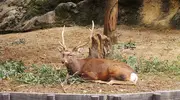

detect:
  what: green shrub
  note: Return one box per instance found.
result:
[0,60,26,79]
[108,43,180,75]
[0,60,84,84]
[17,65,67,84]
[17,64,85,84]
[137,58,169,73]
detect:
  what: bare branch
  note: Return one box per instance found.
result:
[64,71,80,91]
[60,81,66,93]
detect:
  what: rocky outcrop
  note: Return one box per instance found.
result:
[0,0,26,31]
[0,0,80,32]
[0,0,143,32]
[15,11,56,31]
[170,8,180,29]
[55,2,78,26]
[0,0,180,33]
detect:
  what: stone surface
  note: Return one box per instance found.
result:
[170,8,180,29]
[15,11,56,31]
[0,0,180,33]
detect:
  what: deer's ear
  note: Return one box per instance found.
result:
[77,48,84,53]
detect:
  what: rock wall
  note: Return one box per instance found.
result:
[141,0,180,28]
[0,0,180,33]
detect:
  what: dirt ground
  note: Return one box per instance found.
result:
[0,25,180,94]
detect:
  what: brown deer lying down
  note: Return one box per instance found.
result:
[58,26,138,85]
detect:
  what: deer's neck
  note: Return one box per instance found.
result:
[66,57,86,75]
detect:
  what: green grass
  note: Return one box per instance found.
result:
[17,64,85,84]
[0,60,84,84]
[17,65,67,84]
[0,60,26,80]
[111,41,136,50]
[1,52,180,85]
[137,58,180,74]
[108,43,180,75]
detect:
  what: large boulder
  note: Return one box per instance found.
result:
[55,2,78,25]
[0,0,30,32]
[0,0,143,32]
[170,8,180,29]
[15,11,56,31]
[75,0,105,25]
[0,0,180,33]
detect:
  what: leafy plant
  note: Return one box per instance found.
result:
[17,64,85,84]
[17,65,67,84]
[112,41,136,50]
[124,41,136,49]
[137,58,169,73]
[108,44,180,75]
[0,60,26,80]
[0,60,84,84]
[11,38,26,45]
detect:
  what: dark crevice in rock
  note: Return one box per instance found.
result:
[118,0,143,25]
[161,0,170,13]
[170,8,180,29]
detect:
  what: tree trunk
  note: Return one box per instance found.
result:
[88,0,118,58]
[89,33,111,58]
[104,0,118,44]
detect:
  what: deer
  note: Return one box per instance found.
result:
[58,23,138,85]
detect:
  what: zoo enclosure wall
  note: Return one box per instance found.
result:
[1,90,180,100]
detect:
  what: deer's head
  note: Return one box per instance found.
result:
[58,26,88,65]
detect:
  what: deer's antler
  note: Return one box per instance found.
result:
[89,20,94,39]
[59,25,67,51]
[72,20,95,51]
[72,41,88,51]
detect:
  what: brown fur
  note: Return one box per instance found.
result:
[59,24,137,84]
[81,58,135,81]
[62,55,135,82]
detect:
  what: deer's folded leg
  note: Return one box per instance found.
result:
[107,79,136,85]
[91,79,135,85]
[82,71,98,80]
[94,80,108,83]
[91,80,124,85]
